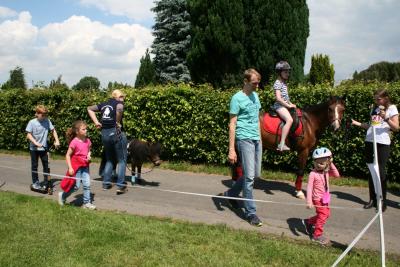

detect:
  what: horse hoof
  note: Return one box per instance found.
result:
[295,190,305,199]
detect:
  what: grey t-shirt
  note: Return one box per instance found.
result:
[25,118,54,151]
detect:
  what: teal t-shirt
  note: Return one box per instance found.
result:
[230,90,261,140]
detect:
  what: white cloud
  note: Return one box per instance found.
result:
[305,0,400,81]
[79,0,155,22]
[0,6,17,19]
[0,12,153,87]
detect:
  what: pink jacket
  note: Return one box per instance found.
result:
[306,163,340,205]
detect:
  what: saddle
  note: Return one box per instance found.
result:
[263,108,303,137]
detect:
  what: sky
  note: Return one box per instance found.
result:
[0,0,399,88]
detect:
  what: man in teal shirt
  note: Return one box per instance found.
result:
[223,68,263,227]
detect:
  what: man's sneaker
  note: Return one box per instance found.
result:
[218,192,240,209]
[31,183,42,190]
[82,203,96,210]
[248,214,263,227]
[312,235,330,246]
[116,187,127,195]
[103,184,112,191]
[302,219,313,236]
[58,192,65,206]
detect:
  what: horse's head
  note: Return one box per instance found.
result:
[327,96,346,131]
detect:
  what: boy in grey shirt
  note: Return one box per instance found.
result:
[26,105,60,190]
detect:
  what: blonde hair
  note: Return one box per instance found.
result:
[243,68,261,83]
[111,89,125,99]
[35,105,48,114]
[65,120,87,143]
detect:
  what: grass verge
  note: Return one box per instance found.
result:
[0,191,399,267]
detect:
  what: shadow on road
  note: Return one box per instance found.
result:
[287,217,308,237]
[211,194,246,221]
[330,190,366,205]
[93,175,160,187]
[221,178,296,197]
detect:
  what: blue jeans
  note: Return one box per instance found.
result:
[227,139,262,218]
[30,150,49,184]
[62,167,91,204]
[101,128,127,189]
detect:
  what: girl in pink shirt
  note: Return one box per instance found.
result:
[58,121,96,210]
[303,147,340,245]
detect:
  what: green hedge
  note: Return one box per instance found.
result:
[1,82,399,182]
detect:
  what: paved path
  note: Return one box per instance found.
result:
[0,154,399,254]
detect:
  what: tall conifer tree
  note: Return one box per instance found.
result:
[309,54,335,85]
[187,0,245,88]
[243,0,309,84]
[151,0,191,84]
[135,49,156,88]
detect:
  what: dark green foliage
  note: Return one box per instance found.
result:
[72,76,101,91]
[49,75,69,90]
[309,54,335,85]
[1,66,27,90]
[353,61,400,82]
[2,82,400,182]
[135,49,156,88]
[151,0,191,83]
[187,0,245,88]
[243,0,309,85]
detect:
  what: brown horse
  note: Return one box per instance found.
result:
[260,96,346,198]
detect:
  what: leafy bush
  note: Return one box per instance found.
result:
[1,82,399,182]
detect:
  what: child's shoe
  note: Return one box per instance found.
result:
[58,192,65,206]
[312,235,330,246]
[31,182,42,190]
[277,144,290,151]
[218,192,240,209]
[82,203,96,210]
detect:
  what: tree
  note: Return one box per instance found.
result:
[135,49,156,88]
[1,66,27,90]
[49,75,69,90]
[151,0,191,84]
[308,54,335,85]
[353,61,400,82]
[242,0,309,84]
[72,76,100,91]
[187,0,245,89]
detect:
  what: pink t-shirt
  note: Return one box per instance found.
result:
[306,163,340,205]
[69,137,91,164]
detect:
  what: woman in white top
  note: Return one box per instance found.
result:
[351,89,399,211]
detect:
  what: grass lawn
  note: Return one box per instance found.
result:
[0,191,399,267]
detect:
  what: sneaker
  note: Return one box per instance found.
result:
[218,192,240,209]
[312,235,330,246]
[248,214,263,227]
[295,190,305,199]
[58,192,65,206]
[277,144,290,151]
[302,219,314,236]
[82,203,96,210]
[103,184,112,191]
[31,182,42,190]
[116,187,127,195]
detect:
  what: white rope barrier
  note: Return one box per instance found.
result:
[0,163,365,211]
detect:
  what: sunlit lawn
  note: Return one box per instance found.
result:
[0,191,399,267]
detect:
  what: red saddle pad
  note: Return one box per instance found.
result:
[262,110,303,137]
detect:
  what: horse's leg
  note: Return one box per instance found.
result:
[294,149,309,199]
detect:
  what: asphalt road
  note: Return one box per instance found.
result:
[0,154,399,254]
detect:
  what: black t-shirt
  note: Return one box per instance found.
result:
[97,98,124,130]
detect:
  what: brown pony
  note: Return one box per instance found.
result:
[261,96,346,198]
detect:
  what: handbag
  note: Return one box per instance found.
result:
[321,173,331,205]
